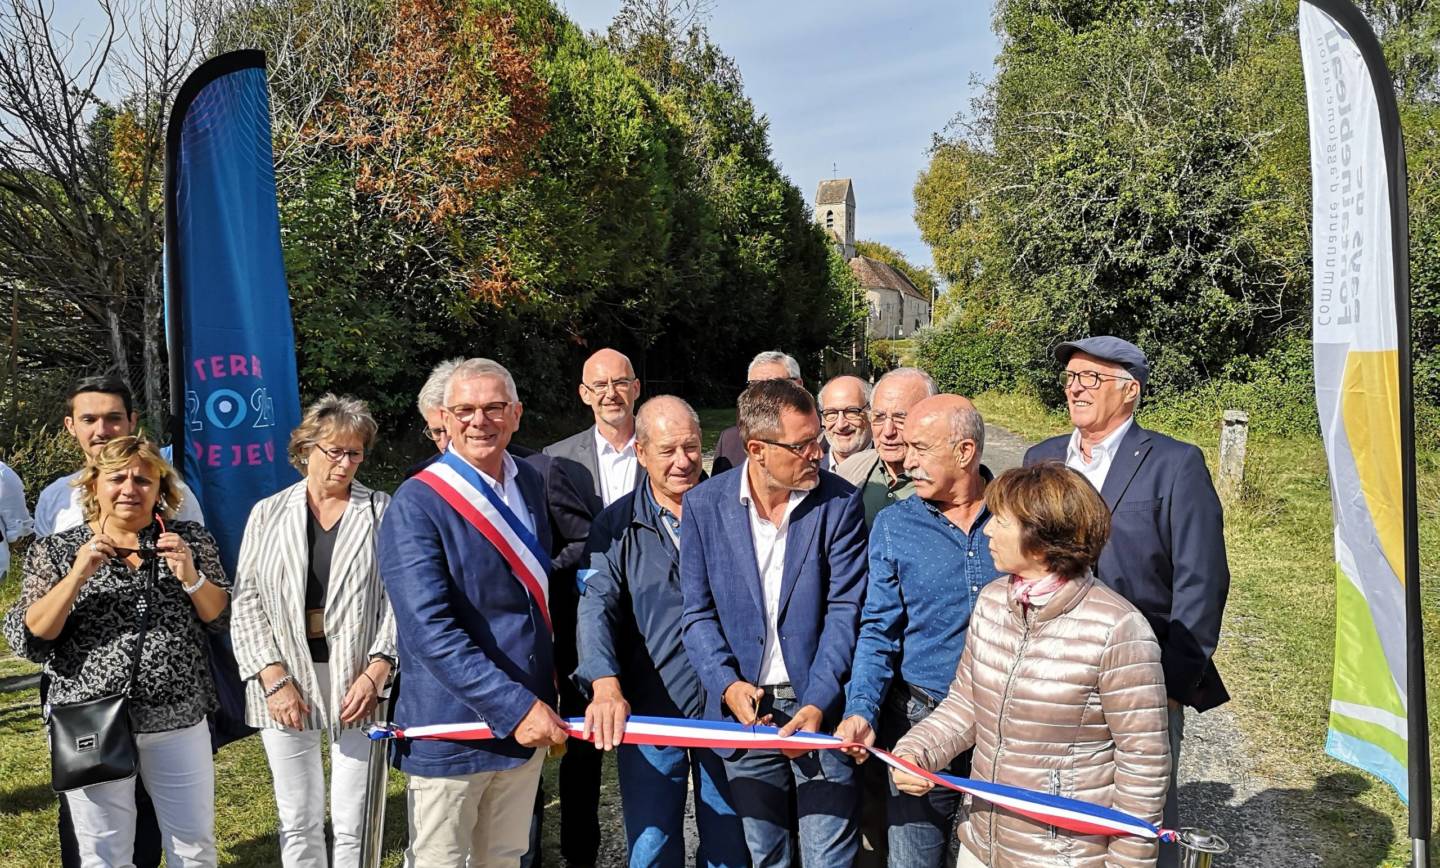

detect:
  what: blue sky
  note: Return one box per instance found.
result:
[49,0,999,273]
[562,1,1000,273]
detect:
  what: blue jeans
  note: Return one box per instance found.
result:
[880,686,968,868]
[722,693,860,868]
[617,743,746,868]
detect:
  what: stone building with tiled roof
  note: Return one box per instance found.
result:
[814,178,931,341]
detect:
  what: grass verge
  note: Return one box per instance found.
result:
[972,390,1440,867]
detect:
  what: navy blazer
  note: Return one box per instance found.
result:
[575,485,704,719]
[680,467,867,727]
[378,456,557,776]
[1025,422,1231,711]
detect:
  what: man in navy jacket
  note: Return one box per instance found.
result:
[1024,336,1230,868]
[576,396,745,867]
[681,379,868,867]
[380,358,569,867]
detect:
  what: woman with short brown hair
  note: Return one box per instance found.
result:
[231,394,395,868]
[892,462,1171,868]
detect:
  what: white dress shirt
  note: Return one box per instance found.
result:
[34,469,206,537]
[1065,416,1134,494]
[0,461,34,577]
[473,450,536,534]
[738,461,809,687]
[594,427,638,507]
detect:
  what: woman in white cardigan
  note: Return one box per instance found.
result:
[231,394,397,868]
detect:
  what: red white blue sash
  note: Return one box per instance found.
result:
[367,715,1175,843]
[415,450,553,633]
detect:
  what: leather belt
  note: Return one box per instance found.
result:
[902,681,938,712]
[761,682,796,701]
[305,609,325,640]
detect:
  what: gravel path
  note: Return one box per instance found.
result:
[613,424,1294,867]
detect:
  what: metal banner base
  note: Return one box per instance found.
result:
[1177,828,1229,868]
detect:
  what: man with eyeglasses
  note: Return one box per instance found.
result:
[381,357,568,867]
[710,350,805,475]
[537,347,643,868]
[681,378,868,867]
[405,357,462,479]
[33,374,204,868]
[1024,336,1230,868]
[817,375,872,472]
[837,367,938,526]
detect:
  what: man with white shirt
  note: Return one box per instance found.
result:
[35,375,205,536]
[540,347,642,868]
[0,460,32,579]
[681,379,868,867]
[817,374,872,472]
[380,357,567,866]
[1023,335,1230,868]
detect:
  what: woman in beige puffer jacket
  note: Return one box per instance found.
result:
[892,463,1171,868]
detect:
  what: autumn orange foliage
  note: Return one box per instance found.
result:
[330,0,549,229]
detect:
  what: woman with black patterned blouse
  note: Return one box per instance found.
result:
[3,435,230,868]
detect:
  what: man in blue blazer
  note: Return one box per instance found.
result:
[1023,336,1231,868]
[681,378,868,867]
[380,358,569,868]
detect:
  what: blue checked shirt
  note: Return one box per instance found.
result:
[843,493,998,724]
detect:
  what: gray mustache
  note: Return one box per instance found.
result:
[908,467,933,482]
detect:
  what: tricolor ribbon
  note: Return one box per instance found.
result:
[366,715,1177,843]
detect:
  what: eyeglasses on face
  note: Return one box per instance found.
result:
[820,406,869,425]
[756,436,825,458]
[422,425,447,442]
[869,411,908,431]
[1060,370,1133,390]
[582,377,636,395]
[445,402,511,423]
[315,444,365,465]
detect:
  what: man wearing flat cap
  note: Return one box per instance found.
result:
[1024,335,1230,868]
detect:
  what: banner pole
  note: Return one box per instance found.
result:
[1300,4,1431,859]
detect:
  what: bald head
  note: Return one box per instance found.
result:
[909,394,984,457]
[579,347,641,437]
[635,395,699,445]
[635,395,703,507]
[583,348,635,382]
[904,393,986,503]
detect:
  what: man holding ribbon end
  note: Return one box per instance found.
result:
[379,358,568,868]
[575,395,746,867]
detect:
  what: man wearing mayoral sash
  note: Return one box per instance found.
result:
[380,358,569,868]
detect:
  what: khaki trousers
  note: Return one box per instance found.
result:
[403,748,544,868]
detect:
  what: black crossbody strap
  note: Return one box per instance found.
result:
[123,535,159,697]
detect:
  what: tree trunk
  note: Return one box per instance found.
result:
[142,259,165,432]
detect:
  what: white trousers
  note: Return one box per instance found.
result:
[66,719,216,868]
[259,662,373,868]
[403,747,544,868]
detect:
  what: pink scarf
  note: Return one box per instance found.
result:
[1008,573,1068,610]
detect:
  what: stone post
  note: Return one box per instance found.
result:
[1218,410,1249,503]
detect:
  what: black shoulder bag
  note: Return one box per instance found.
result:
[48,544,157,793]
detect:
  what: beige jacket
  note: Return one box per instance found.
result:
[894,574,1170,867]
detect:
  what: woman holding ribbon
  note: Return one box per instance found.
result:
[4,435,230,866]
[230,394,396,868]
[890,462,1170,868]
